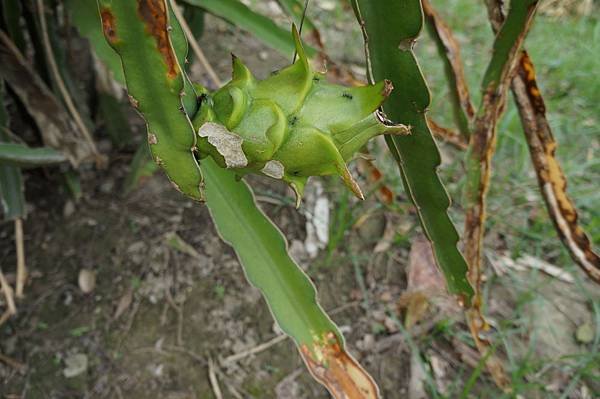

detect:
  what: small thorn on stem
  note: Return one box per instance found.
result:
[290,183,303,208]
[341,166,365,200]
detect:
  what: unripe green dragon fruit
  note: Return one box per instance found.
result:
[192,26,409,206]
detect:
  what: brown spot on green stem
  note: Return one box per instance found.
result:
[100,8,118,44]
[128,95,139,109]
[136,0,178,79]
[513,50,600,282]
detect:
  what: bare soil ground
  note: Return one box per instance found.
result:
[0,156,413,398]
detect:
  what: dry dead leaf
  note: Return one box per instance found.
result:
[373,215,396,254]
[398,235,457,329]
[0,31,95,166]
[113,288,133,320]
[63,353,88,378]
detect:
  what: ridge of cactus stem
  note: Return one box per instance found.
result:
[191,24,409,206]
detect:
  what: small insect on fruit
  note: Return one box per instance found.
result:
[192,25,409,206]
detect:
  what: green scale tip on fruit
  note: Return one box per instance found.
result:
[192,25,409,207]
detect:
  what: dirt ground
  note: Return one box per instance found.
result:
[1,11,599,399]
[0,153,415,398]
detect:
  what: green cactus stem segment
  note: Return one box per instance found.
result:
[191,25,409,206]
[202,158,380,397]
[98,0,204,201]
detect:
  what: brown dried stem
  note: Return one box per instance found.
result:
[427,118,468,150]
[0,268,17,326]
[511,53,600,281]
[15,218,26,298]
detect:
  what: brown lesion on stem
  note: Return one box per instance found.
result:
[136,0,179,80]
[483,0,599,282]
[100,8,119,44]
[300,332,379,399]
[512,51,600,282]
[464,81,504,302]
[462,0,539,390]
[518,53,545,113]
[462,83,510,390]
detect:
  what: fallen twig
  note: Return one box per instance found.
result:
[0,352,26,372]
[208,357,224,399]
[491,253,575,283]
[221,334,288,365]
[164,345,206,365]
[15,218,26,298]
[0,268,17,326]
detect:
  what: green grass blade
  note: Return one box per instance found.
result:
[66,0,125,84]
[182,0,316,57]
[97,93,133,148]
[1,0,26,51]
[167,2,199,116]
[97,0,203,201]
[123,143,159,195]
[275,0,307,24]
[38,2,95,130]
[183,5,205,39]
[351,0,474,302]
[0,143,67,167]
[0,82,8,134]
[275,0,322,47]
[63,169,83,202]
[203,158,379,398]
[459,342,499,399]
[422,0,474,138]
[181,5,205,65]
[0,158,24,220]
[0,81,25,220]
